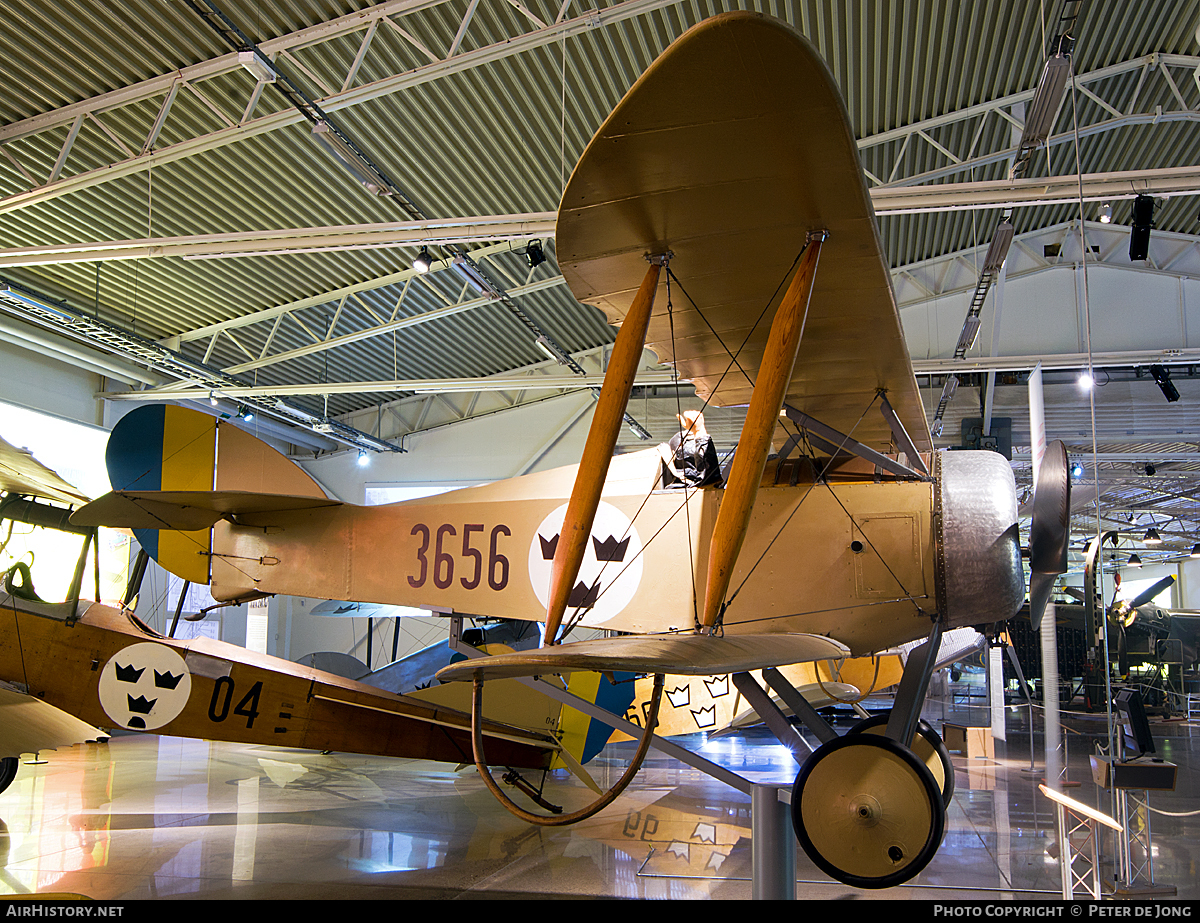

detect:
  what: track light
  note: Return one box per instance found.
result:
[240,406,254,423]
[209,392,219,407]
[1144,528,1162,545]
[1129,194,1155,261]
[524,239,546,269]
[357,449,370,467]
[1077,371,1094,391]
[1148,364,1180,403]
[413,247,433,274]
[1070,461,1084,478]
[1128,553,1143,566]
[1099,202,1112,224]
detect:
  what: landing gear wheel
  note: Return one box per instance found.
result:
[849,714,955,807]
[0,758,18,795]
[792,734,945,889]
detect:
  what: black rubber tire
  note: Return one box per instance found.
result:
[792,734,945,889]
[848,714,955,808]
[0,758,19,796]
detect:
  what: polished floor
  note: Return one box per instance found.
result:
[0,696,1196,900]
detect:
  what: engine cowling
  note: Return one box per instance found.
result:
[935,450,1024,629]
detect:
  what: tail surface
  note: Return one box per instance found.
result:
[104,405,327,584]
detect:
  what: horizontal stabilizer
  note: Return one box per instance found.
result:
[71,490,341,531]
[437,632,850,683]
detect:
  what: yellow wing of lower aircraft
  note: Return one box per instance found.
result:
[72,13,1076,889]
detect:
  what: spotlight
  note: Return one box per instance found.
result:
[1077,371,1094,391]
[357,449,370,467]
[1145,463,1156,476]
[1099,202,1112,224]
[209,392,219,407]
[1148,364,1180,403]
[413,247,433,274]
[524,239,546,269]
[1128,553,1143,566]
[1070,461,1085,478]
[1144,528,1162,544]
[1129,194,1155,261]
[240,407,254,423]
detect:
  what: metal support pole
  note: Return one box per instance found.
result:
[752,785,795,900]
[168,581,190,638]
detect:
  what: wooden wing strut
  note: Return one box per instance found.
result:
[701,234,825,630]
[543,259,664,645]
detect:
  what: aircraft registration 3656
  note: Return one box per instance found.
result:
[60,11,1074,889]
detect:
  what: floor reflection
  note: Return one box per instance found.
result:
[0,700,1193,899]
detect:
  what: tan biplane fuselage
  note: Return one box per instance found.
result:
[206,445,1022,659]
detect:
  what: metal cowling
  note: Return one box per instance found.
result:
[935,450,1024,629]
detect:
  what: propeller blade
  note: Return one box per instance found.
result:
[1062,586,1085,602]
[1128,575,1176,610]
[1030,440,1070,575]
[1029,571,1058,631]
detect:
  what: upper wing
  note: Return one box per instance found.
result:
[555,12,929,453]
[0,435,89,506]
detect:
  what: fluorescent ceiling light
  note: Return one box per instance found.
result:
[238,50,276,83]
[451,255,501,299]
[1020,49,1071,149]
[955,316,983,354]
[311,121,396,197]
[983,220,1015,272]
[535,335,570,365]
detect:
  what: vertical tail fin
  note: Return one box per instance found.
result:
[105,405,325,585]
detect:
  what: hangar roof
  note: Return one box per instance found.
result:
[2,0,1200,565]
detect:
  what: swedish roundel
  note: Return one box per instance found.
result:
[98,642,193,731]
[527,501,644,625]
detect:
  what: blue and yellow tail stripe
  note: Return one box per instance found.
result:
[556,670,637,768]
[106,405,215,584]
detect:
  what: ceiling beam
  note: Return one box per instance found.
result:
[0,0,681,218]
[0,214,556,267]
[100,370,676,400]
[913,349,1200,375]
[870,165,1200,215]
[3,160,1196,267]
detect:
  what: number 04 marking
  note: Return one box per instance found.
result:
[209,676,262,729]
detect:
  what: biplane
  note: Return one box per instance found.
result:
[62,12,1073,889]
